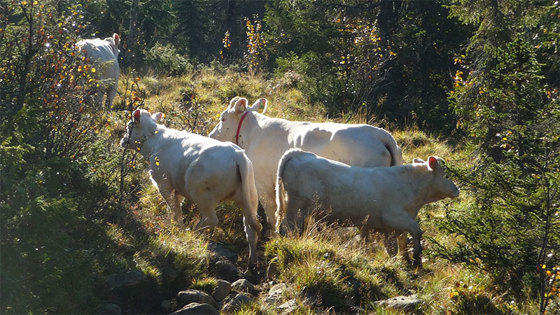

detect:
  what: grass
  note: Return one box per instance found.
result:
[91,65,545,313]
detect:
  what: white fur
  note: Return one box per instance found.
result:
[208,97,404,233]
[76,33,120,107]
[120,109,262,268]
[275,149,459,267]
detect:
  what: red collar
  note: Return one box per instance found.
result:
[235,111,249,145]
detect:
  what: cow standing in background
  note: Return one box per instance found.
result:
[275,149,460,268]
[120,109,262,270]
[76,33,120,108]
[209,96,403,235]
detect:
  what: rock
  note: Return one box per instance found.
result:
[171,302,219,315]
[106,270,143,289]
[266,257,280,280]
[221,292,254,312]
[265,283,289,304]
[212,279,232,302]
[242,268,259,284]
[160,299,174,313]
[98,303,121,314]
[176,289,217,308]
[207,242,238,262]
[214,258,241,282]
[277,299,298,314]
[375,294,423,311]
[231,278,256,294]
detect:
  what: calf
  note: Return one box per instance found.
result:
[275,149,459,267]
[120,109,262,269]
[209,97,403,234]
[76,33,120,108]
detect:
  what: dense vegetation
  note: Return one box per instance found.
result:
[1,0,559,313]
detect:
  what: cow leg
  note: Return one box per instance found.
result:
[285,197,308,235]
[159,188,184,227]
[243,216,259,272]
[397,233,412,264]
[384,233,398,257]
[106,82,118,109]
[194,199,219,231]
[381,212,423,268]
[261,191,278,237]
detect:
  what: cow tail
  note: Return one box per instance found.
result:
[382,132,404,166]
[236,154,262,234]
[275,149,299,233]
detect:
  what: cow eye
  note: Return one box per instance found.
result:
[221,117,225,122]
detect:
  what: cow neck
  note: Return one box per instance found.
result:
[235,111,250,146]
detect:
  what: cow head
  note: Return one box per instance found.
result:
[105,33,120,56]
[120,109,163,151]
[208,96,267,145]
[416,156,460,200]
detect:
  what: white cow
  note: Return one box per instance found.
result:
[120,109,262,269]
[76,33,120,108]
[208,97,403,234]
[275,149,459,267]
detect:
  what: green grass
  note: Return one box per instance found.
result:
[15,65,537,314]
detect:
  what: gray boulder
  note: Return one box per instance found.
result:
[207,242,238,262]
[375,294,423,311]
[221,292,254,313]
[231,278,256,295]
[176,289,217,308]
[171,302,219,315]
[215,258,241,282]
[265,283,289,304]
[212,279,232,302]
[277,299,298,314]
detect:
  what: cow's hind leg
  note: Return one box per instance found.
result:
[193,198,219,231]
[285,197,309,235]
[243,215,259,272]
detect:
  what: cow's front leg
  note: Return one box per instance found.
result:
[381,211,423,268]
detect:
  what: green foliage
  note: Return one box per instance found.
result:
[264,0,469,132]
[433,1,560,312]
[144,42,193,75]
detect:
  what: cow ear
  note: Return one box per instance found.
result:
[234,98,248,114]
[250,98,268,114]
[412,158,425,165]
[151,112,164,123]
[113,33,120,46]
[133,109,141,124]
[228,96,240,109]
[428,156,438,171]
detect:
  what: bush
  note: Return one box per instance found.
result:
[144,43,193,76]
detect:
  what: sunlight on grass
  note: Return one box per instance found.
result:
[107,67,542,313]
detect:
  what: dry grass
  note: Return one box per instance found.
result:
[111,66,537,314]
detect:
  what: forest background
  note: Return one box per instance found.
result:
[1,0,559,313]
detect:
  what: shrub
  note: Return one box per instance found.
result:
[144,43,193,76]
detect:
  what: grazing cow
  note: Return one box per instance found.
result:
[76,33,120,108]
[275,149,459,267]
[209,97,403,234]
[120,109,262,269]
